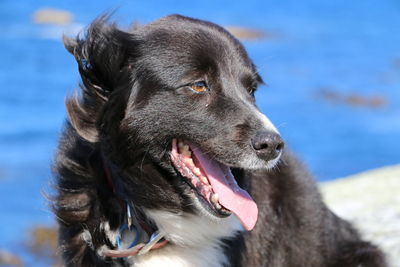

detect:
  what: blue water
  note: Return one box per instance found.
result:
[0,0,399,265]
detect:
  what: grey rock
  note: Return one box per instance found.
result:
[320,165,400,266]
[0,249,23,267]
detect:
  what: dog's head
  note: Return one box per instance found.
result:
[65,15,283,233]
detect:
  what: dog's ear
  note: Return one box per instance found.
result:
[64,16,136,142]
[63,35,77,55]
[64,16,135,98]
[65,95,99,143]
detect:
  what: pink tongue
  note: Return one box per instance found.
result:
[191,145,258,231]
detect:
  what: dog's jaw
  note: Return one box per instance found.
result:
[170,138,260,230]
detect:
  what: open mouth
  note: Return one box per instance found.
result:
[170,138,258,231]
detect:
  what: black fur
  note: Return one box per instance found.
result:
[53,14,387,266]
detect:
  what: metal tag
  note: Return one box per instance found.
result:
[138,231,165,255]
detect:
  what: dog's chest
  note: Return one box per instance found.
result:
[121,210,243,267]
[127,245,226,267]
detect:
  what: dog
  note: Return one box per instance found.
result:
[53,14,387,266]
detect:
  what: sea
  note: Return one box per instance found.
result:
[0,0,399,265]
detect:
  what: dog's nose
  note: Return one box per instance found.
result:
[251,131,284,160]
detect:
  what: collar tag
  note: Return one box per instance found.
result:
[127,204,132,228]
[138,231,166,255]
[116,205,146,249]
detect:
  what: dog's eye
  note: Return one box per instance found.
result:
[189,81,208,93]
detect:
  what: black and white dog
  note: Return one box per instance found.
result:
[53,15,386,266]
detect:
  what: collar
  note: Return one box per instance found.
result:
[101,155,169,258]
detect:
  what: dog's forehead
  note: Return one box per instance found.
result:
[138,15,254,74]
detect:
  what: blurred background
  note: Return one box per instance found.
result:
[0,0,399,265]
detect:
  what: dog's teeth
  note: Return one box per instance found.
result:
[215,203,222,209]
[179,142,190,152]
[193,167,202,176]
[177,140,192,158]
[178,140,185,149]
[211,193,219,204]
[185,158,194,166]
[182,149,191,157]
[199,175,209,184]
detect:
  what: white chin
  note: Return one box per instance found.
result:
[238,153,282,170]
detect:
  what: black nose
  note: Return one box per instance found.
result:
[251,131,284,161]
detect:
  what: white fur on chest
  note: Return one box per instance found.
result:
[127,210,242,267]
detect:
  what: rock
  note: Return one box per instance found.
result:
[317,88,387,108]
[0,250,23,267]
[224,26,268,41]
[320,165,400,266]
[345,94,386,108]
[25,225,59,262]
[32,8,73,25]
